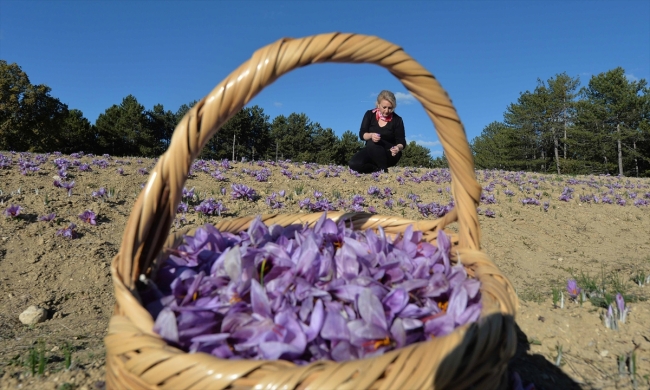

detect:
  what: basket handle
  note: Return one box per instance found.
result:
[115,32,482,289]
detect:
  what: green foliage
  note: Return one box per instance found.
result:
[147,104,177,155]
[397,141,435,168]
[0,60,72,152]
[200,105,271,161]
[472,68,649,175]
[333,130,363,166]
[472,121,528,170]
[27,339,47,376]
[96,95,155,157]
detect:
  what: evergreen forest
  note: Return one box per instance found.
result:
[471,69,649,176]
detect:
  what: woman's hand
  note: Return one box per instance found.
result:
[390,146,400,156]
[371,133,381,143]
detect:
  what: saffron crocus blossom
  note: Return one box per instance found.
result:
[195,198,227,216]
[603,304,618,330]
[56,223,77,239]
[231,183,257,201]
[91,187,106,198]
[61,181,75,196]
[143,214,482,364]
[39,213,56,222]
[615,293,629,323]
[3,204,23,218]
[566,279,581,300]
[79,210,97,225]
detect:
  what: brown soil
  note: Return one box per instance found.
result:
[0,153,649,390]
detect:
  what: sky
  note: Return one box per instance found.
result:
[1,0,648,156]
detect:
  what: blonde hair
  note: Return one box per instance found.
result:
[376,90,397,108]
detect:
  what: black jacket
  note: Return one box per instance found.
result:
[358,110,407,151]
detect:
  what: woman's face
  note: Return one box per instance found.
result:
[377,99,394,116]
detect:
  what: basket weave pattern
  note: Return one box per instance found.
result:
[106,33,518,389]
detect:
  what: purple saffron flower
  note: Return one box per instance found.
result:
[566,279,581,299]
[143,215,482,364]
[177,202,189,214]
[39,213,56,222]
[520,197,540,206]
[91,187,107,198]
[56,223,77,239]
[61,181,75,196]
[615,293,628,323]
[367,186,381,197]
[182,187,195,200]
[79,210,97,225]
[3,204,23,218]
[230,183,257,201]
[117,167,124,175]
[484,209,495,218]
[195,198,227,216]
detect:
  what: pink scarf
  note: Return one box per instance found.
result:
[372,108,393,122]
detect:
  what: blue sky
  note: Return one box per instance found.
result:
[2,0,648,156]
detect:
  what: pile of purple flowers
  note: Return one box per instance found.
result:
[143,214,482,364]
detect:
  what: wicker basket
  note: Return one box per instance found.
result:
[106,33,518,389]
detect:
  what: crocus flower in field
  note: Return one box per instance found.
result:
[56,223,77,239]
[231,183,257,201]
[117,167,124,175]
[484,209,495,218]
[177,202,189,214]
[92,187,107,198]
[61,181,75,197]
[39,213,56,222]
[3,204,23,218]
[521,198,540,206]
[367,186,381,197]
[566,279,581,300]
[195,198,227,216]
[182,187,195,200]
[603,304,618,330]
[615,293,629,323]
[79,210,97,225]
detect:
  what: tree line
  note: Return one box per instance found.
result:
[0,60,442,168]
[471,68,650,176]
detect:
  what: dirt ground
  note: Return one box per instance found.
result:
[1,152,649,390]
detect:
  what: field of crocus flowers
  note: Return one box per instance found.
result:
[1,151,649,389]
